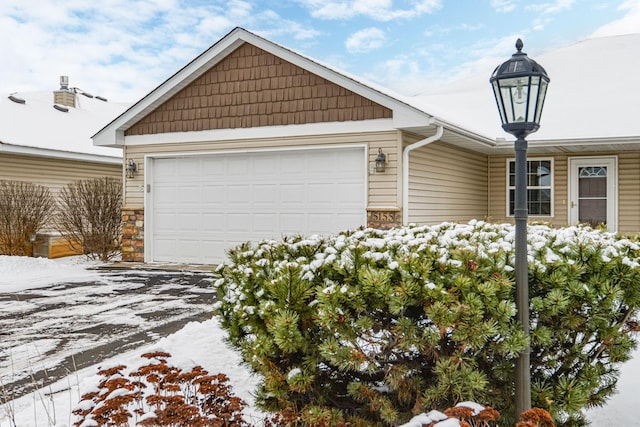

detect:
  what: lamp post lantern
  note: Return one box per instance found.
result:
[490,39,550,422]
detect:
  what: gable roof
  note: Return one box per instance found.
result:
[0,90,127,163]
[408,33,640,151]
[93,27,440,147]
[93,27,640,155]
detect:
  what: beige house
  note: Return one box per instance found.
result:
[1,78,127,257]
[93,28,640,265]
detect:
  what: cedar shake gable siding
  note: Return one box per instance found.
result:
[125,43,392,136]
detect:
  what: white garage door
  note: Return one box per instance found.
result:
[150,147,366,264]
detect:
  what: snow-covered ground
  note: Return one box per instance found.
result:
[0,255,638,426]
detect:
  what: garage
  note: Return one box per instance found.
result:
[148,146,367,264]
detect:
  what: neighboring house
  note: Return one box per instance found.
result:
[0,78,128,257]
[93,27,640,265]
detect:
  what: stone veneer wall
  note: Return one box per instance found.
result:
[122,208,144,262]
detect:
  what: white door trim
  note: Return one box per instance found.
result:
[568,156,618,232]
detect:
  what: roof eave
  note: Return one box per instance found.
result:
[0,142,122,164]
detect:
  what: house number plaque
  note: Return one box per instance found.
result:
[367,208,401,229]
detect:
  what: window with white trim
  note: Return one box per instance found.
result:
[507,159,552,216]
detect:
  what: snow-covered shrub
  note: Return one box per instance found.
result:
[0,180,54,256]
[212,221,640,426]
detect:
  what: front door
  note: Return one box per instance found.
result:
[569,157,617,231]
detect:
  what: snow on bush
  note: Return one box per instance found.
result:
[213,221,640,426]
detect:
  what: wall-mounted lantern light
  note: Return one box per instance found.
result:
[126,159,137,179]
[375,148,386,173]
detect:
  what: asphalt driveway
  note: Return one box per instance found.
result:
[0,268,216,401]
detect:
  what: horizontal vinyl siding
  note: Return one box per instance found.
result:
[489,152,640,233]
[123,130,400,209]
[0,154,121,194]
[0,153,122,229]
[407,140,488,224]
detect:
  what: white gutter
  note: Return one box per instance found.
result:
[402,125,444,225]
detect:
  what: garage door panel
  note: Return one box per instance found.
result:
[155,212,178,231]
[254,156,278,175]
[337,183,366,204]
[154,185,177,204]
[177,213,201,231]
[154,159,178,181]
[227,157,250,175]
[280,213,307,233]
[254,213,278,232]
[202,185,225,203]
[152,147,366,264]
[308,183,335,204]
[253,184,278,204]
[178,158,201,177]
[177,186,201,204]
[202,157,226,177]
[228,185,250,203]
[202,213,225,231]
[227,213,251,231]
[281,184,306,205]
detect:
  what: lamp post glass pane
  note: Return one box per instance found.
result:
[500,76,531,123]
[535,79,549,124]
[492,81,507,125]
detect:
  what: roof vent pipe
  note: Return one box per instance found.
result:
[402,125,444,225]
[60,75,69,91]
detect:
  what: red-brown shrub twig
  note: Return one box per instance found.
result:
[73,352,248,426]
[516,408,555,427]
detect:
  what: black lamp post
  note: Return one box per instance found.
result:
[490,39,550,421]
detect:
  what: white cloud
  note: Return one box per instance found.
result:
[525,0,576,14]
[298,0,442,21]
[0,0,324,100]
[589,0,640,38]
[345,28,387,52]
[491,0,519,13]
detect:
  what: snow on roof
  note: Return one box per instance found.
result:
[0,90,128,160]
[407,33,640,142]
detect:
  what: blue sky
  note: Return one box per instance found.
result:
[1,0,639,101]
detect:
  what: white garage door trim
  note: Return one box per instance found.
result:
[144,145,368,264]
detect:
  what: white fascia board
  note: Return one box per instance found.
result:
[125,119,396,145]
[0,143,122,164]
[93,29,248,147]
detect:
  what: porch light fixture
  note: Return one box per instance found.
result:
[490,38,550,421]
[126,159,138,179]
[375,148,386,173]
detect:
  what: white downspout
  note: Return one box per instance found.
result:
[402,125,444,225]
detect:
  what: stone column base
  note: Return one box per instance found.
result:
[122,208,144,262]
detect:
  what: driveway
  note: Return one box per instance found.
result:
[0,268,216,401]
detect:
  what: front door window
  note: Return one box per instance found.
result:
[578,166,607,228]
[569,157,617,231]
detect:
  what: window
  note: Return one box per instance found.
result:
[507,159,552,216]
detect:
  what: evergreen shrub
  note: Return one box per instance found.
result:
[212,220,640,426]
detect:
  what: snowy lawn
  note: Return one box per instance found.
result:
[0,255,638,426]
